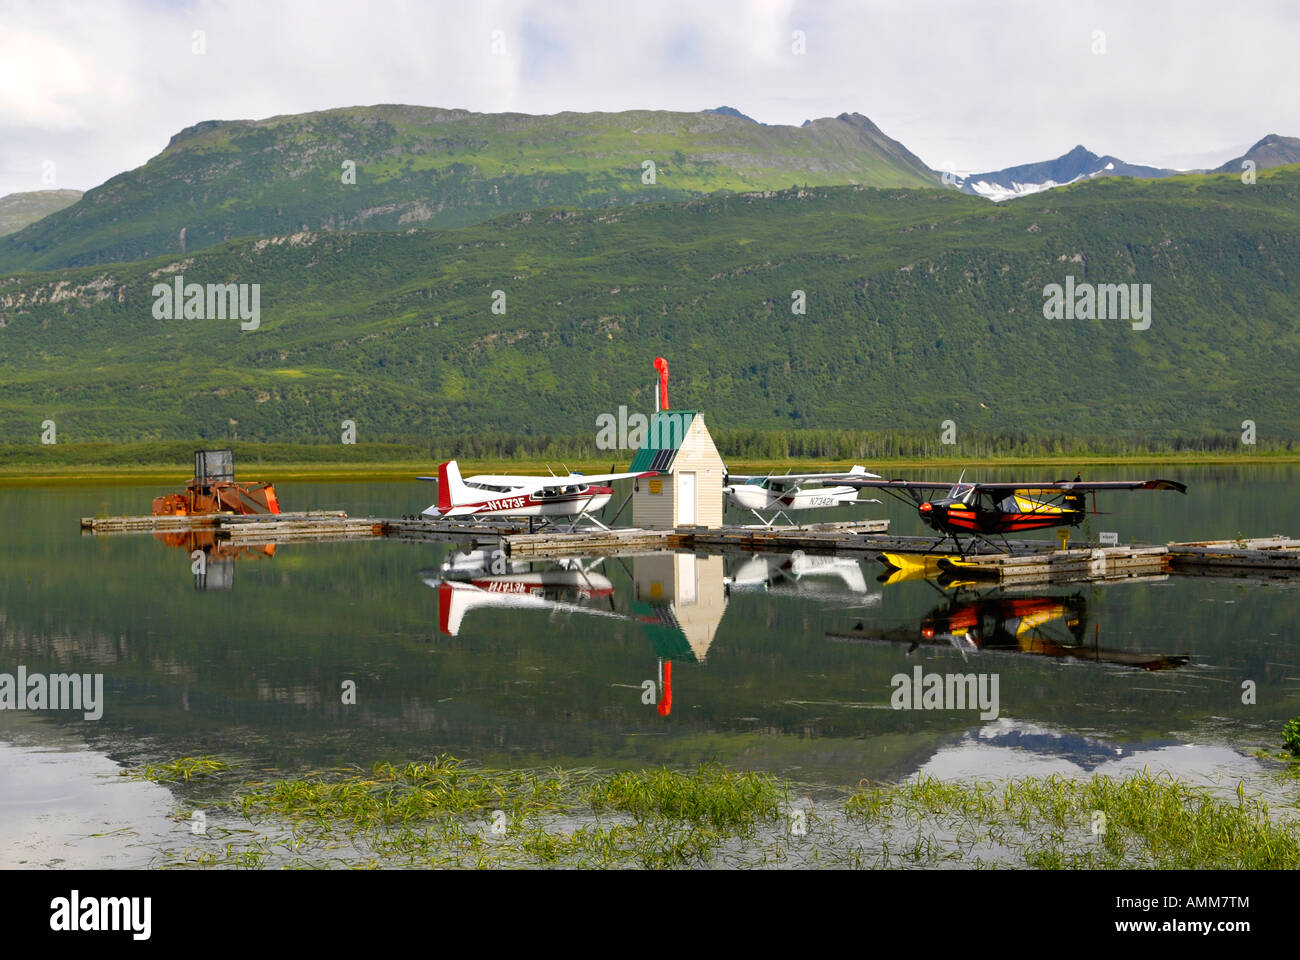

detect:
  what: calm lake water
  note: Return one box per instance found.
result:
[1,465,1297,866]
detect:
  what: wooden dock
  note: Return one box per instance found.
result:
[77,512,1298,584]
[80,510,348,533]
[1167,536,1300,578]
[79,513,893,557]
[81,512,526,543]
[934,545,1171,585]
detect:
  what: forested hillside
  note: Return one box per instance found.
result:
[1,167,1297,448]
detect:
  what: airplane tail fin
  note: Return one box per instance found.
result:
[432,580,471,636]
[848,464,882,480]
[438,459,473,513]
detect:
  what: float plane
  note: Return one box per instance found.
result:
[843,474,1187,556]
[422,555,623,636]
[725,552,876,599]
[420,459,656,529]
[723,465,881,526]
[827,590,1189,671]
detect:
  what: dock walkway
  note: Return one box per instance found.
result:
[79,513,1299,584]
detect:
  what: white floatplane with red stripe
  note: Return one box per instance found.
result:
[422,555,624,636]
[419,459,656,528]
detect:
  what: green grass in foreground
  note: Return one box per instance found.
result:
[129,757,232,783]
[125,756,1300,869]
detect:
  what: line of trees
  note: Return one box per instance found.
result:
[3,429,1291,468]
[429,428,1293,461]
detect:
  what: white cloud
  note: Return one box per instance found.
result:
[0,0,1297,196]
[0,25,96,128]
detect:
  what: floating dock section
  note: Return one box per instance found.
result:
[934,545,1170,585]
[1167,536,1300,578]
[80,510,348,533]
[79,513,1300,585]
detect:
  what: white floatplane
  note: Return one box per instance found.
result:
[725,552,877,600]
[422,554,623,636]
[419,459,655,529]
[723,465,882,526]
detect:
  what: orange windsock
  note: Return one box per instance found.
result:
[654,357,669,411]
[657,660,673,716]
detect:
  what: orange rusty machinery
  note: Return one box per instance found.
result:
[152,449,281,516]
[153,528,276,591]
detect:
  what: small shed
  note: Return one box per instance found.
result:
[629,410,725,529]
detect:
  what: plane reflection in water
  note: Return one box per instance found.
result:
[422,549,737,716]
[828,589,1190,671]
[153,530,275,591]
[724,551,879,605]
[425,549,877,643]
[422,550,624,637]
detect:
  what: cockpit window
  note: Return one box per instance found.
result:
[949,482,976,503]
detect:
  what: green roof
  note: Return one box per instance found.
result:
[629,411,698,473]
[630,600,698,661]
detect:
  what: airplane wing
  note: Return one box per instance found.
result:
[840,479,963,491]
[843,478,1186,493]
[564,470,658,482]
[728,466,882,483]
[417,470,656,486]
[956,479,1187,494]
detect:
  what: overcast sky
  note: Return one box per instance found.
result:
[2,0,1297,196]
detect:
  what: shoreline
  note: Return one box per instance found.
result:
[2,452,1296,486]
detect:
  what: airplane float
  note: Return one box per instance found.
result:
[843,473,1187,556]
[723,465,882,526]
[725,552,876,599]
[419,459,655,529]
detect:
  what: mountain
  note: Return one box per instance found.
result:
[0,105,938,273]
[956,136,1300,202]
[2,166,1297,445]
[704,106,760,124]
[1213,134,1300,174]
[955,146,1181,201]
[0,189,83,236]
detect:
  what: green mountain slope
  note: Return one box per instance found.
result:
[0,189,83,236]
[1213,134,1300,174]
[1,167,1297,446]
[0,105,937,272]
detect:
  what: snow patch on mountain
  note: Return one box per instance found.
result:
[966,174,1087,202]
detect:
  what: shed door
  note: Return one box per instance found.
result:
[677,471,696,525]
[676,553,697,604]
